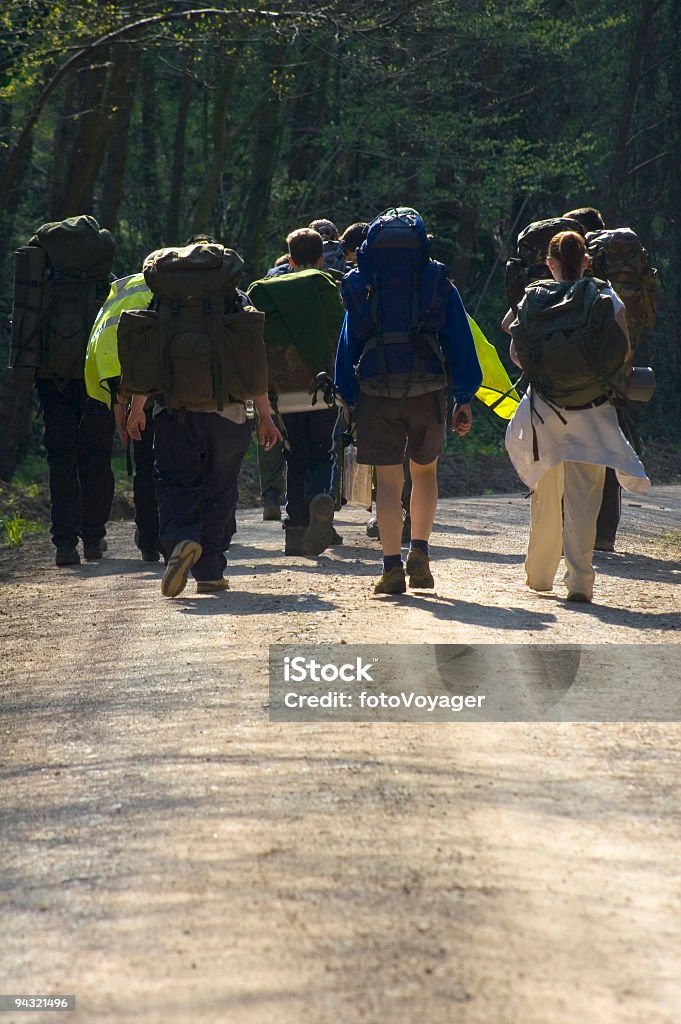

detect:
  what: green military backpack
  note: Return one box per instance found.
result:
[511,277,629,408]
[117,243,268,410]
[10,215,115,385]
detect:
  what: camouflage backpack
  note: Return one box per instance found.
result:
[585,228,657,347]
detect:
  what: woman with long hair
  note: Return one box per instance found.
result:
[505,231,649,604]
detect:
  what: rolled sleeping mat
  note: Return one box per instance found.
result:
[627,366,655,404]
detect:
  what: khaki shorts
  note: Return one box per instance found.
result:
[355,389,447,466]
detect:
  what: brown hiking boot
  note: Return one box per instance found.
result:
[374,565,406,595]
[196,578,230,593]
[406,547,434,589]
[303,494,335,556]
[161,540,202,597]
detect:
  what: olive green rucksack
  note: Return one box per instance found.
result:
[511,277,629,408]
[10,215,115,385]
[117,243,269,410]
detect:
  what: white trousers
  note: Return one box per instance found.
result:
[525,460,606,599]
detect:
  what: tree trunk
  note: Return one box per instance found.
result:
[166,58,193,244]
[605,0,659,223]
[240,45,285,278]
[50,75,77,216]
[99,45,140,233]
[0,369,35,482]
[141,56,162,244]
[53,59,111,218]
[190,60,236,235]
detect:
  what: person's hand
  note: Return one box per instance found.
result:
[451,402,472,437]
[127,407,146,442]
[114,402,128,446]
[257,415,282,449]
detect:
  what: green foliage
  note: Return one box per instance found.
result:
[1,514,44,546]
[1,0,680,471]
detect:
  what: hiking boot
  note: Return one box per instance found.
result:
[566,592,592,603]
[196,578,230,593]
[366,516,379,539]
[55,546,80,567]
[406,547,435,589]
[161,540,202,597]
[284,525,306,556]
[262,492,282,522]
[141,548,161,563]
[329,527,343,546]
[135,527,161,561]
[303,494,335,556]
[594,537,615,552]
[374,565,406,595]
[83,540,107,560]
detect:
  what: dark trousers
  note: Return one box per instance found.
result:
[36,377,115,549]
[153,409,251,581]
[595,466,621,544]
[595,404,633,544]
[132,408,160,551]
[282,407,339,526]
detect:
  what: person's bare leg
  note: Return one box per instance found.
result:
[409,459,438,541]
[375,464,405,557]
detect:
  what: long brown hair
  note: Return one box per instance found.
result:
[548,231,586,281]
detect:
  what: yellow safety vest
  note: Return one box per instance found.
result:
[84,273,151,406]
[469,315,520,420]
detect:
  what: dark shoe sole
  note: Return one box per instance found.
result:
[566,592,592,603]
[303,494,335,556]
[161,540,202,597]
[263,505,282,522]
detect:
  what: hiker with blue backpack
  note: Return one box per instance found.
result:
[335,207,482,594]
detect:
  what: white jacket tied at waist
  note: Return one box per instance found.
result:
[505,389,650,495]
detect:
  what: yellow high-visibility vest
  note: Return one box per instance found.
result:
[84,273,151,406]
[469,314,520,420]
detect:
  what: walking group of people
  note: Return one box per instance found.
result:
[9,204,654,604]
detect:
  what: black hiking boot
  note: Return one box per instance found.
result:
[55,546,80,567]
[83,539,107,561]
[284,525,307,556]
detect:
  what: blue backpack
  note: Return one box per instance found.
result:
[341,207,452,399]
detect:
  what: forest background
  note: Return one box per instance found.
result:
[0,0,679,481]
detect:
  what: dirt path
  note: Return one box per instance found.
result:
[1,487,680,1023]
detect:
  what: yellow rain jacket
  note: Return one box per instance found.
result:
[469,314,520,420]
[84,273,151,406]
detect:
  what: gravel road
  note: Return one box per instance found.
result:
[1,486,680,1023]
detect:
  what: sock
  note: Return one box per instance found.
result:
[383,554,403,573]
[410,539,429,556]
